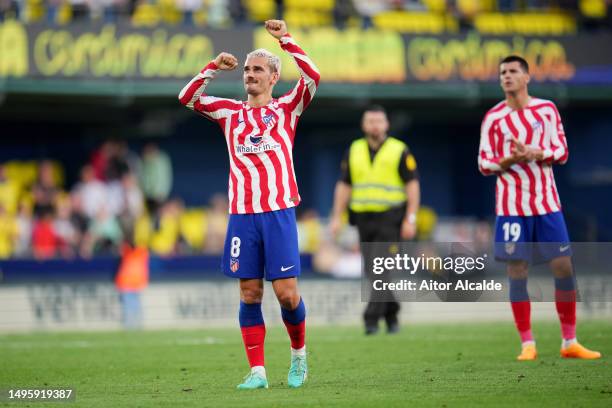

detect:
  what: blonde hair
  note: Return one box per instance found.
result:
[246,48,281,75]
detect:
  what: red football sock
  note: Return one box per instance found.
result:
[555,289,576,340]
[241,324,266,367]
[283,320,305,350]
[511,301,533,343]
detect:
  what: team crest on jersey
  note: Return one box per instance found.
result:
[262,113,276,128]
[230,258,239,273]
[531,121,543,132]
[505,242,516,255]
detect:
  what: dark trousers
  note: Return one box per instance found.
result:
[354,208,404,329]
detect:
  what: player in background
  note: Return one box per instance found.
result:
[178,20,320,389]
[478,55,601,361]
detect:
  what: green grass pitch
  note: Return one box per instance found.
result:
[1,320,611,407]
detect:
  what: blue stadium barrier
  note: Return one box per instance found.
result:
[0,255,314,284]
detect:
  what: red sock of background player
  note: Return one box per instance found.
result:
[555,276,577,348]
[510,278,534,346]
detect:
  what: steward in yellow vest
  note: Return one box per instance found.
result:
[349,136,410,213]
[329,105,421,335]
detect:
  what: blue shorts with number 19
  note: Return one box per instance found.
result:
[222,207,301,281]
[494,211,571,263]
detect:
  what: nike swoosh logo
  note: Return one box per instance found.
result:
[560,245,570,252]
[280,265,295,272]
[247,345,258,350]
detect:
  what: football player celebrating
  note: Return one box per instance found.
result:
[179,20,320,388]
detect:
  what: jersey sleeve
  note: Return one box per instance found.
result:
[540,103,569,165]
[276,34,321,117]
[478,114,502,175]
[399,148,419,183]
[178,62,242,122]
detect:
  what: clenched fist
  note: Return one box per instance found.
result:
[265,20,287,39]
[214,52,238,70]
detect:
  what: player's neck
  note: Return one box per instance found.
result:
[247,93,273,108]
[505,90,530,111]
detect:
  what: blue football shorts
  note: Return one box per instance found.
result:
[222,207,301,281]
[494,211,572,264]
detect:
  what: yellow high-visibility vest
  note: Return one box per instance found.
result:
[349,137,407,213]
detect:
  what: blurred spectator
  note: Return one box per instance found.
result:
[69,0,90,20]
[69,193,90,239]
[53,196,79,257]
[32,160,60,217]
[203,193,228,254]
[176,0,201,25]
[81,205,124,257]
[14,201,33,257]
[115,238,149,329]
[90,140,111,181]
[208,0,230,27]
[121,172,145,221]
[275,0,283,19]
[32,210,60,260]
[139,142,172,214]
[106,140,133,181]
[313,224,362,278]
[228,0,246,24]
[0,0,19,21]
[72,165,107,220]
[352,0,388,28]
[91,0,132,22]
[334,0,358,28]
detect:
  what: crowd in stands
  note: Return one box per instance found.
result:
[0,0,609,30]
[0,139,328,260]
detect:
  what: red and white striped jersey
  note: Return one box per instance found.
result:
[478,98,568,216]
[178,34,320,214]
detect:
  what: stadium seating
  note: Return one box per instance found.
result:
[244,0,276,22]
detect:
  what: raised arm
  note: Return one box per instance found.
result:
[178,52,242,121]
[266,20,321,116]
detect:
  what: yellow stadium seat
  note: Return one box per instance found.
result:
[150,214,180,255]
[423,0,447,13]
[298,218,322,254]
[56,2,72,25]
[580,0,607,18]
[285,8,333,27]
[474,13,576,35]
[0,180,20,216]
[158,0,183,25]
[0,212,18,259]
[179,208,208,250]
[22,0,45,23]
[193,9,208,26]
[285,0,335,10]
[373,11,447,34]
[457,0,481,18]
[132,3,162,27]
[244,0,276,22]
